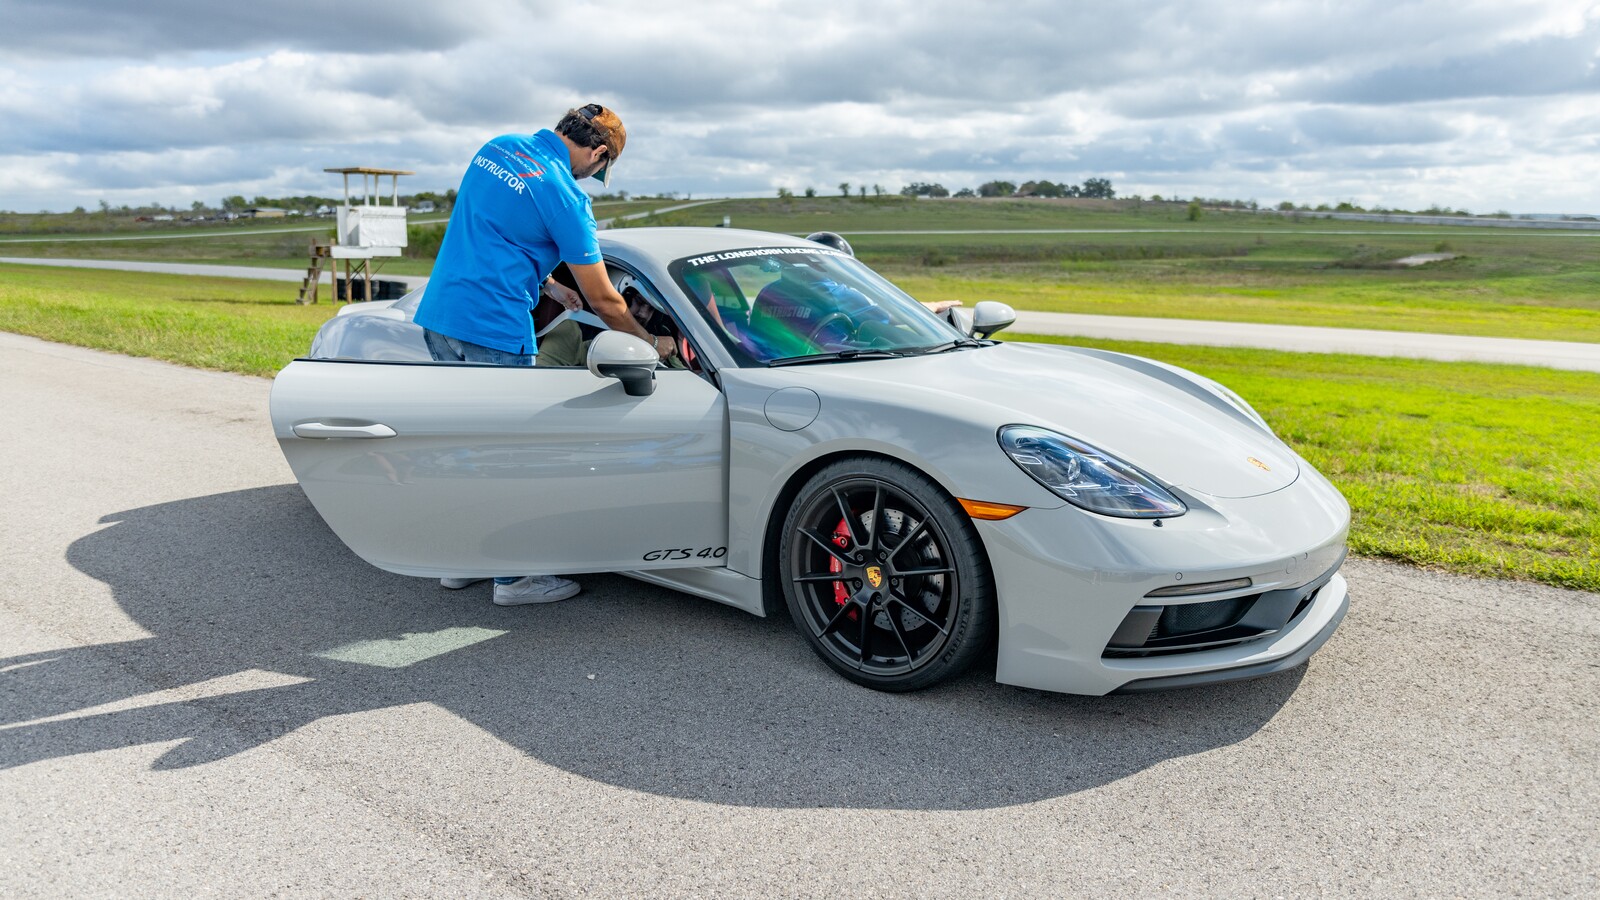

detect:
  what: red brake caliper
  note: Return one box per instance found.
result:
[830,517,853,614]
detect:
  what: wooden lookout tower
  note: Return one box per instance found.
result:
[297,166,414,304]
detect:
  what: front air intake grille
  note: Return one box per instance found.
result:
[1107,594,1260,657]
[1104,549,1346,659]
[1160,596,1251,636]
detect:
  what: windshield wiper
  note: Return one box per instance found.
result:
[767,349,907,367]
[909,337,987,355]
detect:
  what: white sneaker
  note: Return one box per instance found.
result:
[440,577,488,590]
[493,575,581,606]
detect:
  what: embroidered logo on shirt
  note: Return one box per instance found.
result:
[473,155,528,194]
[512,152,547,179]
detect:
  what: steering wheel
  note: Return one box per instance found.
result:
[804,311,857,346]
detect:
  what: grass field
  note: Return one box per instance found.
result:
[646,197,1600,343]
[1011,334,1600,592]
[0,198,687,276]
[0,265,339,374]
[10,196,1596,341]
[1,262,1595,592]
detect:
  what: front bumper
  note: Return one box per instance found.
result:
[977,467,1352,696]
[1111,583,1348,692]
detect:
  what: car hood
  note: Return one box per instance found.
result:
[786,342,1300,499]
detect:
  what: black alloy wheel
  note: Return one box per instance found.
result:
[779,457,995,691]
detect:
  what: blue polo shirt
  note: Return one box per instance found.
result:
[415,130,602,353]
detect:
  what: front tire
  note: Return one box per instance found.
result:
[778,457,995,691]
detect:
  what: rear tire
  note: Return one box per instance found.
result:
[778,457,996,691]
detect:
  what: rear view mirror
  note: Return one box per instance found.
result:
[971,301,1016,338]
[587,331,657,396]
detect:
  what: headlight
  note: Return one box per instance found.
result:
[999,425,1187,518]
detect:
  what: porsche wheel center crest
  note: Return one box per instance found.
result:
[866,566,884,588]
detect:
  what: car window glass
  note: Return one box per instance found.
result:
[668,247,964,366]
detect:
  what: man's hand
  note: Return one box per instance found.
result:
[569,261,675,360]
[923,300,962,314]
[542,279,584,312]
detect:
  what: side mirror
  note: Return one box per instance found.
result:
[971,301,1016,339]
[587,331,657,396]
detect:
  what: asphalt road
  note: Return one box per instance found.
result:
[1,331,1596,897]
[0,256,432,291]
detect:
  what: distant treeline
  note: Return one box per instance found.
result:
[780,179,1119,200]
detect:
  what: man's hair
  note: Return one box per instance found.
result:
[556,104,626,159]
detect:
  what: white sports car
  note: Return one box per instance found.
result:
[270,227,1350,695]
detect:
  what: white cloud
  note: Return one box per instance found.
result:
[1,0,1598,213]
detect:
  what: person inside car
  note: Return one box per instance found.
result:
[535,279,691,369]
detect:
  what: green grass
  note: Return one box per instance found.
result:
[0,199,689,275]
[2,261,1595,592]
[642,197,1600,343]
[0,264,337,375]
[9,197,1600,341]
[888,264,1600,343]
[1010,333,1600,592]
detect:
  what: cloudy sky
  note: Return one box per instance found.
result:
[3,0,1598,213]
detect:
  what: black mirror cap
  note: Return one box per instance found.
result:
[597,363,657,396]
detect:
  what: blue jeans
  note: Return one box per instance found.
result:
[423,329,534,366]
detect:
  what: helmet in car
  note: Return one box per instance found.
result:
[804,231,854,257]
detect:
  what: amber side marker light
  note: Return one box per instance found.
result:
[958,498,1028,520]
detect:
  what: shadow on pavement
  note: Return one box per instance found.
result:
[0,485,1304,810]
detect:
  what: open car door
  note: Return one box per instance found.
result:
[270,360,727,578]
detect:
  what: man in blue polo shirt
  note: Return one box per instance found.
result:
[416,103,674,605]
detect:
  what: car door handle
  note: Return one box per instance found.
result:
[293,422,397,439]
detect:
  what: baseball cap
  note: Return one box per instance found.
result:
[574,103,626,187]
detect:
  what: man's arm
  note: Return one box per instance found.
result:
[540,277,584,312]
[568,261,675,360]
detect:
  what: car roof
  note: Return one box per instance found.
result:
[597,227,819,263]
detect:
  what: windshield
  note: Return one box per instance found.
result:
[668,246,965,365]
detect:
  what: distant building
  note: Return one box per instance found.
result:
[413,200,436,213]
[243,207,287,218]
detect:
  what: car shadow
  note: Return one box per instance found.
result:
[1,485,1305,811]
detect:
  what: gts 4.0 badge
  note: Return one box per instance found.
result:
[643,547,727,562]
